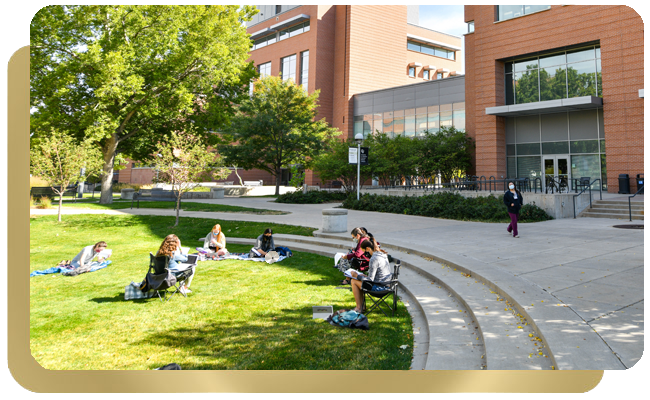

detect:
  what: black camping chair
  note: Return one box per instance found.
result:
[361,259,401,317]
[147,253,194,301]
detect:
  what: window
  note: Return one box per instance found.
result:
[408,67,415,77]
[437,72,443,79]
[423,70,429,80]
[279,20,310,41]
[275,5,282,14]
[505,44,601,105]
[258,62,271,77]
[467,21,474,33]
[253,33,277,50]
[497,5,550,22]
[281,54,296,82]
[407,40,456,60]
[299,51,309,90]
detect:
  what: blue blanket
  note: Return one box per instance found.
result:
[30,260,112,277]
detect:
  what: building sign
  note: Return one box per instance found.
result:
[348,147,369,165]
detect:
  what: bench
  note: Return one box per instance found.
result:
[30,186,77,202]
[243,180,263,186]
[131,189,180,210]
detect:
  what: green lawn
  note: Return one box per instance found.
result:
[61,199,285,214]
[29,215,413,370]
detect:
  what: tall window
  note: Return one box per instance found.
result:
[437,72,443,79]
[423,70,429,80]
[505,45,601,105]
[281,54,296,82]
[279,21,310,41]
[497,5,551,21]
[299,51,309,90]
[275,5,282,14]
[258,62,271,77]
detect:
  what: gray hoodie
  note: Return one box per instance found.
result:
[363,252,392,284]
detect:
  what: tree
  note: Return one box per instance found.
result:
[150,131,230,227]
[221,75,341,195]
[419,127,474,184]
[364,132,420,187]
[312,138,374,193]
[30,5,258,204]
[30,130,104,222]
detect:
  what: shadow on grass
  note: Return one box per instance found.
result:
[134,305,412,370]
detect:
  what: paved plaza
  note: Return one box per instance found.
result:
[31,195,644,370]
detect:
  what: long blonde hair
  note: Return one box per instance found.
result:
[212,224,225,243]
[157,234,180,257]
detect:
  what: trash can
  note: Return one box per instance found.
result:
[636,174,644,193]
[618,174,630,194]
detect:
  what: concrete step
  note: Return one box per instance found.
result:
[271,234,553,370]
[312,231,626,370]
[581,211,644,220]
[589,204,644,211]
[593,200,644,206]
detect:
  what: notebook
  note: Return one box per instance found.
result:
[312,305,334,320]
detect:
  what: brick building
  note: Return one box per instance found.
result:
[464,5,644,193]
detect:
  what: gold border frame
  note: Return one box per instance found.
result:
[10,43,607,392]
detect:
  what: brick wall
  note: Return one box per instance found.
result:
[464,5,644,193]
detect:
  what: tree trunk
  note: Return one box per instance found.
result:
[99,137,118,204]
[174,194,181,227]
[58,195,63,222]
[275,165,281,196]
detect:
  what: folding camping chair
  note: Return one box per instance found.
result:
[147,253,194,301]
[361,259,401,317]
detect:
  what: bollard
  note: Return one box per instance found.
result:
[322,208,348,233]
[120,188,135,200]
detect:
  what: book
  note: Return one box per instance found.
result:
[97,249,112,259]
[334,252,347,266]
[344,269,366,280]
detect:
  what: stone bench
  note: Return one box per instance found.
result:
[244,180,263,186]
[321,208,347,233]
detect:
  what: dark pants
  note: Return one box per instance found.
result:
[507,212,519,236]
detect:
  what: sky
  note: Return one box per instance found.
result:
[418,5,466,73]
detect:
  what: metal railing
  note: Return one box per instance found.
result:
[628,185,644,221]
[375,175,541,193]
[572,178,602,219]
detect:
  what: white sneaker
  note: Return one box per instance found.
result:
[513,235,520,238]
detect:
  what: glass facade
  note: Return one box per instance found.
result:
[354,102,465,139]
[258,62,271,77]
[505,45,601,105]
[505,110,607,189]
[253,20,310,50]
[497,5,550,22]
[407,40,456,60]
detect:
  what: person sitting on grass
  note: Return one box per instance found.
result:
[203,224,228,257]
[156,234,194,294]
[249,228,275,258]
[70,241,110,270]
[348,238,392,313]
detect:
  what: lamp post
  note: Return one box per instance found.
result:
[355,133,363,200]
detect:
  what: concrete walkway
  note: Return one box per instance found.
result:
[33,197,643,369]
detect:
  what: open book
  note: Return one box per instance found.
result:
[97,249,112,259]
[344,269,366,280]
[334,252,347,266]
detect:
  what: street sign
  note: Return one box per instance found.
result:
[348,147,358,164]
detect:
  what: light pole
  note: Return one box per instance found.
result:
[355,133,363,200]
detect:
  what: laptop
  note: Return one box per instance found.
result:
[177,254,199,269]
[312,305,334,320]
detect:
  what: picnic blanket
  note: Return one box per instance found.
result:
[195,248,287,264]
[30,260,112,277]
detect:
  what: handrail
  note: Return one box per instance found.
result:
[628,185,644,221]
[572,178,602,219]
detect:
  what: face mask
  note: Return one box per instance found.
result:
[353,238,358,243]
[509,184,514,189]
[213,231,219,235]
[363,252,371,258]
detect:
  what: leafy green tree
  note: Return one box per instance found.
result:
[30,5,257,204]
[30,130,104,222]
[364,132,420,186]
[150,131,230,227]
[221,75,341,195]
[312,139,373,193]
[418,127,474,184]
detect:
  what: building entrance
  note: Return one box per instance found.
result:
[543,155,571,193]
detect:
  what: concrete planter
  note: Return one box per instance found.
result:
[211,187,225,199]
[322,208,348,233]
[120,188,135,200]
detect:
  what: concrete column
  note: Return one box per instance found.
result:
[210,187,225,199]
[322,208,348,233]
[120,188,135,199]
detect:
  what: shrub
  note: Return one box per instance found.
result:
[342,192,553,223]
[276,190,349,204]
[38,196,53,209]
[30,196,35,208]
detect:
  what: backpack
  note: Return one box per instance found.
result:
[275,246,293,257]
[328,309,369,330]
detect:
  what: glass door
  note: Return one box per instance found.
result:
[543,156,571,193]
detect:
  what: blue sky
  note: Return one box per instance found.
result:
[418,5,466,37]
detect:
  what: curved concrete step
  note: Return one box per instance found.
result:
[311,232,626,370]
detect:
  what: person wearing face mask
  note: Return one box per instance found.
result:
[503,181,524,238]
[203,224,228,256]
[249,228,275,258]
[337,227,371,285]
[347,238,392,313]
[71,241,110,269]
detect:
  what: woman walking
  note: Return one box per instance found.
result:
[503,181,524,238]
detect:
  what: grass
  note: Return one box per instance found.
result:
[30,215,412,370]
[61,199,286,214]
